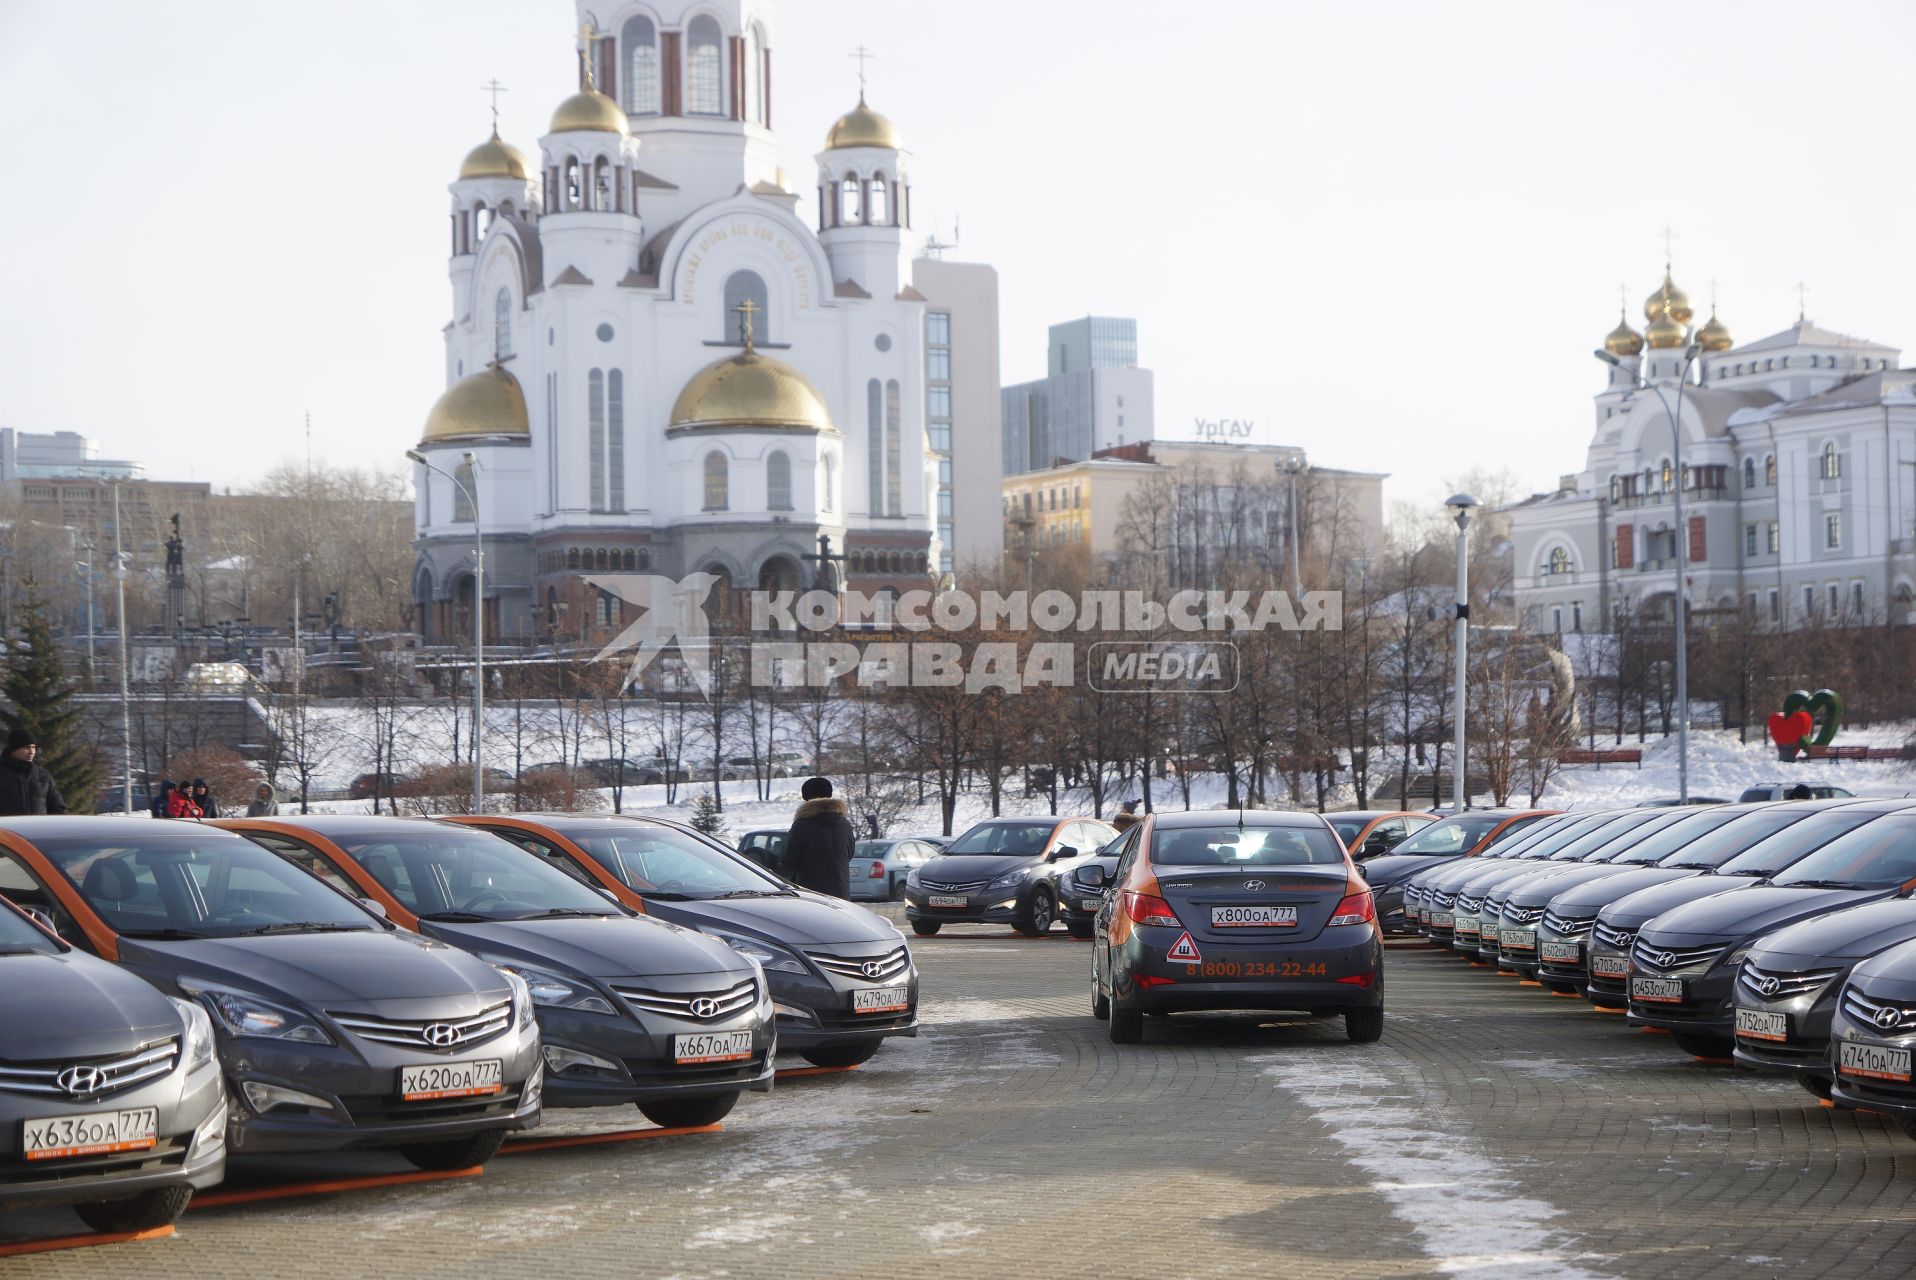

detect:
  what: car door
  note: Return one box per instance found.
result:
[1094,827,1144,991]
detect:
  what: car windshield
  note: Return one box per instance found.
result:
[38,831,379,938]
[1660,809,1815,868]
[1152,824,1345,866]
[0,901,60,954]
[565,824,786,899]
[1605,808,1747,864]
[1716,811,1881,876]
[1392,814,1509,856]
[1512,814,1615,859]
[1766,813,1916,889]
[1584,809,1712,864]
[1547,813,1661,860]
[334,828,620,920]
[1480,815,1577,858]
[944,822,1057,856]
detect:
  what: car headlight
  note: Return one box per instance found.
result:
[169,996,217,1070]
[988,867,1031,891]
[905,868,922,888]
[177,979,332,1046]
[1718,944,1754,972]
[483,957,617,1016]
[710,930,807,974]
[501,969,535,1030]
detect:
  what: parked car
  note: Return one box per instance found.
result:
[93,783,154,816]
[1738,783,1853,803]
[0,818,542,1170]
[1403,811,1571,933]
[1087,809,1384,1044]
[1409,813,1584,943]
[1438,812,1631,955]
[850,837,942,901]
[1365,810,1556,934]
[1326,810,1437,859]
[441,814,918,1070]
[1059,830,1132,939]
[903,816,1118,937]
[735,829,789,875]
[0,893,225,1233]
[1634,796,1733,807]
[220,815,774,1127]
[1467,810,1670,966]
[1827,936,1916,1130]
[349,772,410,801]
[578,758,683,787]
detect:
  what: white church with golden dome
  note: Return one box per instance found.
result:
[1508,265,1916,634]
[412,0,938,644]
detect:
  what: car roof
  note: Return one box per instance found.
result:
[233,814,447,836]
[1151,809,1329,830]
[0,816,256,842]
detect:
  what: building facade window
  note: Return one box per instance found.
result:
[1545,547,1570,576]
[1767,521,1780,554]
[885,379,902,517]
[869,172,889,225]
[766,450,792,510]
[822,452,836,511]
[1826,512,1842,549]
[866,378,883,514]
[1822,442,1842,479]
[494,288,512,358]
[1745,524,1757,557]
[607,369,624,512]
[840,174,862,224]
[686,15,724,115]
[746,22,766,125]
[453,462,475,523]
[703,451,729,510]
[588,369,606,510]
[1765,454,1777,485]
[1852,581,1866,615]
[623,16,660,114]
[1742,458,1756,490]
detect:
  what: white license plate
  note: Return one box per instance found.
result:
[1735,1008,1788,1043]
[400,1058,503,1102]
[1080,898,1102,912]
[22,1107,158,1161]
[1211,905,1298,929]
[1500,928,1535,951]
[1430,912,1454,928]
[674,1030,754,1065]
[929,895,968,908]
[1839,1039,1912,1082]
[1540,942,1582,963]
[1591,955,1629,978]
[852,985,910,1014]
[1631,977,1684,1004]
[1455,920,1479,936]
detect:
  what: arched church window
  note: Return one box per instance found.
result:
[722,270,769,343]
[622,548,636,570]
[868,172,889,226]
[747,22,767,125]
[453,462,476,523]
[1660,459,1673,490]
[703,451,729,510]
[766,450,793,511]
[687,15,723,116]
[588,369,606,510]
[564,157,582,210]
[637,547,651,570]
[1546,547,1570,576]
[866,379,883,514]
[623,15,660,114]
[567,548,580,570]
[494,288,512,359]
[1822,442,1842,480]
[1765,454,1777,485]
[593,157,611,211]
[841,173,863,224]
[607,369,625,511]
[1743,457,1756,490]
[476,204,494,240]
[822,453,837,511]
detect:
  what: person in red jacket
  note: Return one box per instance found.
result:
[164,785,202,819]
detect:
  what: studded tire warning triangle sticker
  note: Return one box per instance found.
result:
[1166,931,1201,963]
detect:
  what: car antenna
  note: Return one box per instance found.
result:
[1237,809,1246,831]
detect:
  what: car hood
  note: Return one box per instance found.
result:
[1423,857,1511,891]
[668,891,902,948]
[123,929,513,1012]
[1637,886,1882,947]
[1456,861,1556,898]
[0,951,182,1060]
[1362,853,1462,887]
[1847,940,1916,1002]
[1545,866,1700,914]
[429,915,747,980]
[916,854,1040,882]
[1505,862,1640,905]
[1750,899,1916,967]
[1600,874,1761,928]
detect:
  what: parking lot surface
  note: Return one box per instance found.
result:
[7,930,1916,1278]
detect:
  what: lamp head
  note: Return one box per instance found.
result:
[462,450,478,466]
[405,449,427,465]
[1684,342,1703,361]
[1445,493,1481,511]
[1593,349,1621,367]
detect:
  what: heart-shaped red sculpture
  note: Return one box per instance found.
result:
[1768,710,1813,746]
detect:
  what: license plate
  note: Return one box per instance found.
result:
[852,985,909,1014]
[1591,954,1629,978]
[22,1108,158,1161]
[1540,942,1581,963]
[1080,898,1102,912]
[400,1058,503,1102]
[673,1030,754,1065]
[1735,1008,1788,1043]
[1839,1039,1913,1082]
[1500,928,1535,951]
[1430,912,1454,928]
[929,895,967,908]
[1631,977,1684,1004]
[1455,920,1479,937]
[1211,905,1298,929]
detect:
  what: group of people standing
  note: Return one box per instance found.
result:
[150,779,279,819]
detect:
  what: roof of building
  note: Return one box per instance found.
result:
[1730,319,1896,355]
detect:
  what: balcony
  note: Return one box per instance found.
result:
[1612,485,1730,510]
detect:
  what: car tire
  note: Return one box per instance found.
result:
[638,1091,740,1128]
[399,1127,508,1172]
[1107,984,1144,1044]
[800,1039,882,1069]
[1018,889,1055,938]
[1794,1073,1833,1100]
[1091,970,1110,1020]
[1066,919,1094,940]
[1345,1006,1385,1043]
[1671,1030,1734,1059]
[910,920,941,937]
[72,1184,193,1234]
[890,878,906,902]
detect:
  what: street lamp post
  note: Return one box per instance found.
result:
[111,484,132,814]
[407,448,486,812]
[1274,448,1308,599]
[1595,343,1702,803]
[1445,493,1479,812]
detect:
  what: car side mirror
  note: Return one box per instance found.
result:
[1049,845,1078,862]
[1080,864,1108,888]
[1353,863,1369,881]
[358,897,388,919]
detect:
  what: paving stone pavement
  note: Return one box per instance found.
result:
[5,932,1916,1278]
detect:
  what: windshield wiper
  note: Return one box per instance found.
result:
[418,910,494,923]
[712,888,792,899]
[1773,878,1859,890]
[226,923,368,937]
[514,908,612,919]
[117,928,209,940]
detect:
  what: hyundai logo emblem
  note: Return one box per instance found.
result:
[1757,976,1782,997]
[1656,951,1677,970]
[1244,880,1266,892]
[689,997,721,1019]
[57,1064,107,1097]
[421,1023,461,1048]
[1875,1005,1902,1031]
[861,960,884,979]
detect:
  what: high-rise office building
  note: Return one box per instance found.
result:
[1001,316,1154,476]
[911,258,1003,575]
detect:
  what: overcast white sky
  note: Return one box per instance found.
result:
[3,1,1913,507]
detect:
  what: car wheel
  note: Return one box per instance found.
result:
[398,1127,507,1172]
[1106,977,1143,1044]
[1066,919,1093,940]
[72,1184,193,1234]
[1671,1030,1734,1059]
[638,1091,740,1128]
[1794,1073,1833,1100]
[911,919,941,937]
[800,1039,881,1069]
[1018,889,1054,938]
[890,878,906,901]
[1345,1006,1385,1043]
[1091,967,1110,1020]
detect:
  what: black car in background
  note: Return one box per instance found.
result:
[0,895,226,1233]
[1416,814,1587,946]
[1059,830,1132,939]
[1406,812,1575,934]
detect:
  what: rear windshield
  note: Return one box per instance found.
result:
[1767,813,1916,889]
[566,825,785,900]
[1151,825,1345,867]
[1716,811,1879,876]
[945,822,1056,855]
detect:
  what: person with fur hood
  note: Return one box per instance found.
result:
[781,776,855,898]
[1111,800,1141,834]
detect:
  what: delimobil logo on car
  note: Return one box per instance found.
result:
[1167,932,1202,963]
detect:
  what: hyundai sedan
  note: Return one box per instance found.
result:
[1411,813,1580,941]
[1366,810,1555,935]
[904,816,1116,937]
[1827,937,1916,1132]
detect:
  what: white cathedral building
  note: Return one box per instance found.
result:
[1508,268,1916,635]
[412,1,939,644]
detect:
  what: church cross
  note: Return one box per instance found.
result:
[850,45,875,96]
[734,298,761,348]
[481,78,508,129]
[802,534,848,594]
[577,21,610,91]
[1795,280,1809,322]
[1660,224,1677,265]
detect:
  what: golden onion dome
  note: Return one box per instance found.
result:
[1645,307,1688,350]
[1644,270,1693,326]
[824,95,902,150]
[458,128,530,180]
[1604,312,1645,357]
[550,87,628,135]
[422,365,530,443]
[1696,310,1733,352]
[670,346,834,431]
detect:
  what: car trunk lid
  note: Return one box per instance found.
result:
[1153,865,1352,945]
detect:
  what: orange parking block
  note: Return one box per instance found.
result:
[189,1165,482,1210]
[0,1225,173,1257]
[1640,1027,1670,1035]
[1692,1056,1736,1065]
[501,1123,721,1155]
[776,1064,862,1081]
[1549,991,1582,999]
[1591,1005,1626,1014]
[1819,1098,1836,1108]
[1518,980,1543,987]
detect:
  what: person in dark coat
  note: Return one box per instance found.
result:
[190,778,218,818]
[0,730,67,816]
[782,776,855,898]
[1111,799,1141,834]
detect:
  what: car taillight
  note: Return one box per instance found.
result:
[1337,972,1376,989]
[1328,892,1376,927]
[868,861,885,878]
[1122,891,1182,928]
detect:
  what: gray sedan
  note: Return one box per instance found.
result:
[850,838,943,901]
